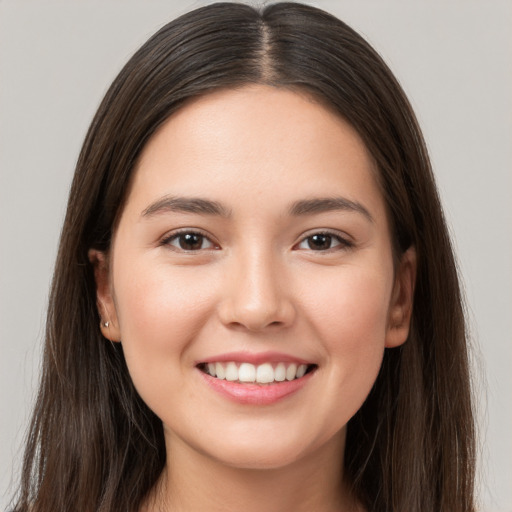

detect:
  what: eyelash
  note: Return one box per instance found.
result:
[161,229,219,252]
[294,230,353,252]
[160,229,353,253]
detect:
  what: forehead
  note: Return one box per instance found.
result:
[124,85,385,221]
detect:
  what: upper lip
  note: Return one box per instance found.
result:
[196,351,314,366]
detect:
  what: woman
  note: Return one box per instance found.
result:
[12,2,476,511]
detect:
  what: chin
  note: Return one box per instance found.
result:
[210,444,308,471]
[187,425,345,472]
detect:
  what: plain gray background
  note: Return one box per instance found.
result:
[1,1,511,510]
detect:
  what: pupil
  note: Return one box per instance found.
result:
[308,234,331,250]
[180,233,203,250]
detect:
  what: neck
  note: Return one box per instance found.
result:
[144,429,361,512]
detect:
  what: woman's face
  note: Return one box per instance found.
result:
[93,85,414,470]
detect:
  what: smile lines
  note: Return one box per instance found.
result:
[198,361,315,384]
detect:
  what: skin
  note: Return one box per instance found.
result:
[90,85,416,512]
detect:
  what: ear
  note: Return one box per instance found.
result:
[88,249,121,342]
[385,246,417,348]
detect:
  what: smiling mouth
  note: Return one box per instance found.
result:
[197,361,317,385]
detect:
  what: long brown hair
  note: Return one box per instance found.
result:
[12,3,475,511]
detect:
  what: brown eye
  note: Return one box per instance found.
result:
[179,233,204,250]
[296,232,351,251]
[166,232,216,251]
[307,234,333,250]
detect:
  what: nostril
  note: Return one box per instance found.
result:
[226,319,284,333]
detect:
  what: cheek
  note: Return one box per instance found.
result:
[305,264,391,339]
[300,264,392,401]
[112,261,217,378]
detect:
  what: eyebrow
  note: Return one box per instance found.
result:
[141,195,373,222]
[141,196,232,218]
[289,197,374,222]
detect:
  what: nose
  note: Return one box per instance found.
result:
[217,248,296,332]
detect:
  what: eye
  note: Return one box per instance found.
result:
[296,232,351,251]
[163,231,218,251]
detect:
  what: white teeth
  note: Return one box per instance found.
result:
[274,363,286,382]
[225,362,238,381]
[256,363,274,384]
[215,362,225,380]
[238,363,256,382]
[296,364,307,378]
[204,361,311,383]
[286,363,297,381]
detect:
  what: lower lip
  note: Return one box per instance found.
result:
[198,369,314,405]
